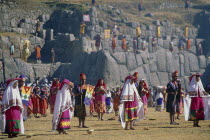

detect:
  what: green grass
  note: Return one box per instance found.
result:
[12,0,210,28]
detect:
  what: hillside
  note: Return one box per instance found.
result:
[14,0,210,28]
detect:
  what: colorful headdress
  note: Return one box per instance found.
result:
[80,73,86,80]
[19,75,26,78]
[125,76,138,82]
[95,79,107,89]
[6,78,21,87]
[172,71,178,77]
[189,74,202,83]
[59,79,74,90]
[132,72,138,78]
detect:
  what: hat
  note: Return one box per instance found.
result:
[125,76,137,82]
[189,74,203,83]
[133,72,138,78]
[6,78,22,87]
[59,79,74,90]
[172,71,178,77]
[80,73,86,80]
[19,75,26,79]
[195,74,202,77]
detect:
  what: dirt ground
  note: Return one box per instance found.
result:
[0,108,210,140]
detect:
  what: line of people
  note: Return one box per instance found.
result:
[0,72,210,138]
[82,21,201,55]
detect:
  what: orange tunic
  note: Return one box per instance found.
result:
[112,38,117,49]
[113,94,120,111]
[121,38,126,50]
[187,39,191,50]
[35,47,41,59]
[31,94,40,114]
[40,96,48,115]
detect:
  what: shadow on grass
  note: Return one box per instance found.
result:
[93,129,122,131]
[0,135,8,140]
[154,126,184,128]
[0,134,32,139]
[25,130,43,131]
[58,128,122,132]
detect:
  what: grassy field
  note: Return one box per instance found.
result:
[1,108,210,140]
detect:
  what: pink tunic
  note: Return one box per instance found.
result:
[190,88,204,120]
[94,90,106,113]
[124,94,138,121]
[5,106,21,134]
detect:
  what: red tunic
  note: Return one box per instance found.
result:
[40,95,48,115]
[31,93,40,114]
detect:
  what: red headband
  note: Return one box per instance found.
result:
[80,73,86,80]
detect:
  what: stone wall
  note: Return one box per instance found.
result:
[0,35,45,62]
[2,58,60,82]
[0,3,209,89]
[45,10,82,36]
[53,47,210,89]
[0,2,52,33]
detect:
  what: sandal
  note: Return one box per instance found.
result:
[82,126,89,128]
[12,134,18,137]
[63,130,68,134]
[8,134,13,138]
[130,128,135,130]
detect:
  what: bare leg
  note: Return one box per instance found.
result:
[172,113,175,123]
[177,113,180,119]
[8,133,13,138]
[97,112,100,120]
[125,121,129,130]
[82,118,88,128]
[115,111,118,116]
[196,120,200,127]
[82,119,84,126]
[172,113,179,125]
[193,120,196,127]
[170,113,173,124]
[78,118,82,127]
[101,113,104,120]
[130,121,135,130]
